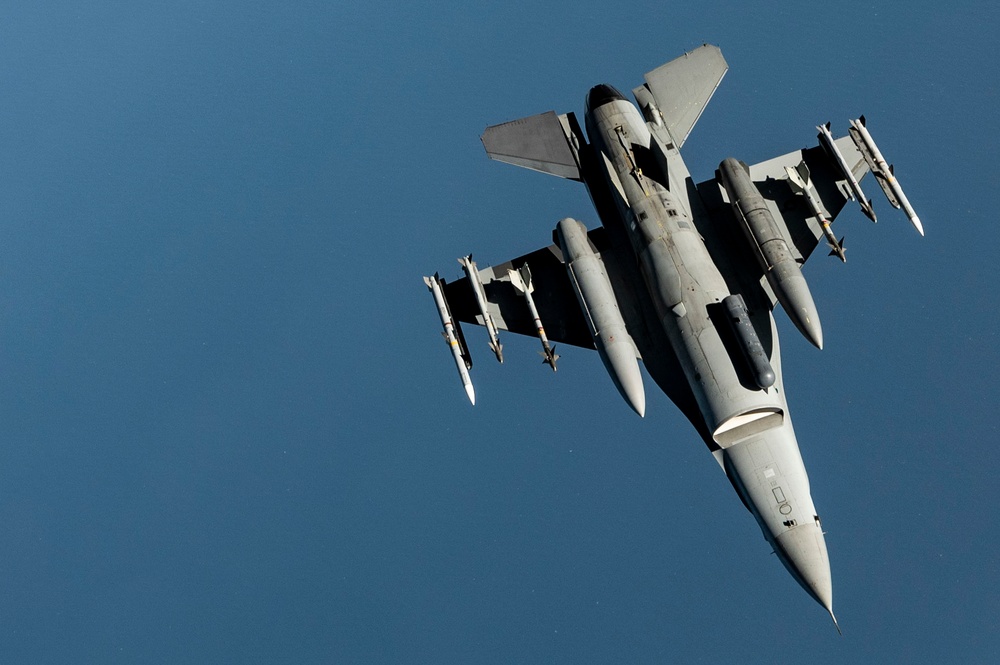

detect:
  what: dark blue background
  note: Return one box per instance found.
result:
[0,1,995,662]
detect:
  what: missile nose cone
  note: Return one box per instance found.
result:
[465,383,476,406]
[775,522,834,616]
[911,215,925,237]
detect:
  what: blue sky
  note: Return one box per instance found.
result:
[0,1,997,663]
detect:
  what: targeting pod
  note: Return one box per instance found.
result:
[722,294,775,390]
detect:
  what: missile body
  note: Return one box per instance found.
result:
[459,255,504,362]
[508,264,559,370]
[722,294,775,389]
[849,117,923,236]
[719,158,823,349]
[556,218,645,416]
[424,274,476,405]
[817,122,877,223]
[784,163,846,262]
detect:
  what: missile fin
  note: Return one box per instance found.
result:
[827,236,847,263]
[460,255,504,363]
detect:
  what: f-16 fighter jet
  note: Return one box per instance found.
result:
[424,45,922,629]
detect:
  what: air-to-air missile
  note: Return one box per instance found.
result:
[848,116,924,236]
[459,255,504,363]
[817,122,877,223]
[424,274,476,405]
[556,217,645,416]
[718,158,824,349]
[784,161,847,262]
[508,263,559,371]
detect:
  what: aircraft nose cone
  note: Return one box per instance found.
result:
[775,522,833,614]
[586,84,627,113]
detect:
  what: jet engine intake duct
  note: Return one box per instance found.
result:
[556,218,646,417]
[719,158,823,349]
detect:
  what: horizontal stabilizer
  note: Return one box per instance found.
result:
[481,111,584,180]
[634,44,728,149]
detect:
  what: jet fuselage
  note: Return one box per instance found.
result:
[581,85,836,618]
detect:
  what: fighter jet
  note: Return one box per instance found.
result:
[423,45,921,628]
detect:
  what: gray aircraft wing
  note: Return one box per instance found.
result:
[441,226,648,352]
[441,241,593,350]
[696,134,870,302]
[438,225,707,435]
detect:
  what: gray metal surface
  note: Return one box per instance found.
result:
[557,217,645,417]
[722,294,775,389]
[633,44,728,149]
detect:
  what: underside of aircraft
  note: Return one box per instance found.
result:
[423,45,922,628]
